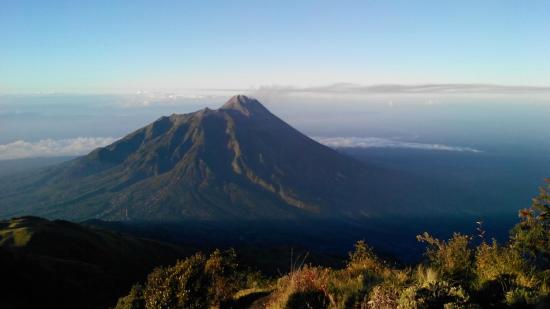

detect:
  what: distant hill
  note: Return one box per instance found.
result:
[0,95,404,221]
[0,216,190,308]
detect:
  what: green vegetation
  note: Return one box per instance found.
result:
[0,218,34,246]
[116,180,550,308]
[115,249,262,309]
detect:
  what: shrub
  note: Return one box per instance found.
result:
[347,240,386,276]
[398,280,470,309]
[143,253,210,309]
[473,179,550,307]
[267,265,332,308]
[475,240,525,282]
[205,248,240,304]
[364,284,400,309]
[337,241,412,308]
[414,264,440,287]
[511,179,550,271]
[114,284,145,309]
[323,241,384,307]
[417,232,473,282]
[505,287,540,306]
[472,239,531,305]
[115,250,242,309]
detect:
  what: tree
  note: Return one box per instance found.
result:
[511,179,550,270]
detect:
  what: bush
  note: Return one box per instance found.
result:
[472,240,531,305]
[364,284,400,309]
[115,249,242,309]
[347,240,386,276]
[417,232,473,282]
[331,240,410,308]
[475,240,525,282]
[205,248,240,304]
[511,179,550,270]
[114,284,145,309]
[143,253,210,309]
[267,265,332,308]
[398,280,470,309]
[505,287,540,306]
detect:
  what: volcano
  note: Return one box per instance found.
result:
[0,95,393,221]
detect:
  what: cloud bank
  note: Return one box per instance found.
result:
[315,136,481,153]
[117,92,221,107]
[0,137,117,160]
[0,135,482,161]
[255,83,550,95]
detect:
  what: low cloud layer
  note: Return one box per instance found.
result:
[255,83,550,95]
[117,92,221,107]
[0,137,117,160]
[315,136,481,153]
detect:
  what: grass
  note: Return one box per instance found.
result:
[0,217,39,247]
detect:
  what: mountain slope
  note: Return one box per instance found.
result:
[0,95,390,221]
[0,216,190,308]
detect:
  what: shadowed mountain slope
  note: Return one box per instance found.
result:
[0,216,190,308]
[0,95,403,221]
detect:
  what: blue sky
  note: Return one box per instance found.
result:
[1,0,549,93]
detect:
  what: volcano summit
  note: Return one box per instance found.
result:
[0,95,396,221]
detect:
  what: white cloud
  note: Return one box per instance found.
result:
[117,91,231,107]
[0,137,117,160]
[315,136,481,153]
[254,83,550,95]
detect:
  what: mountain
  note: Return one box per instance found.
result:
[0,95,396,221]
[0,216,190,308]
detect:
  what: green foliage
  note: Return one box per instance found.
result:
[340,241,412,308]
[416,232,474,282]
[347,240,385,275]
[116,249,243,309]
[114,284,145,309]
[327,240,388,307]
[511,179,550,270]
[205,248,240,304]
[504,287,541,306]
[472,239,546,306]
[398,280,470,308]
[143,253,210,309]
[475,240,526,282]
[266,241,412,308]
[365,284,401,309]
[0,218,34,246]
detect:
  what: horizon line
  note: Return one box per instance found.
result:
[2,82,550,96]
